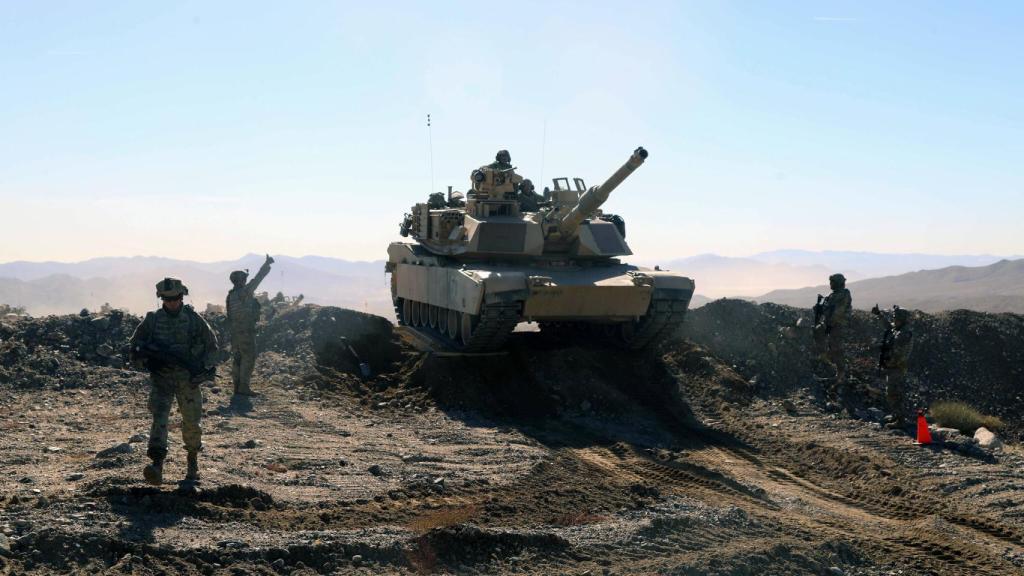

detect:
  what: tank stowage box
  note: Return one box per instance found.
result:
[386,147,695,351]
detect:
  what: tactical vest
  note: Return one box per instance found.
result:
[146,306,201,362]
[226,289,260,330]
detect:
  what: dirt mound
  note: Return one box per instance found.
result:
[682,298,1024,439]
[259,305,404,376]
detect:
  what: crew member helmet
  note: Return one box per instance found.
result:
[155,277,188,298]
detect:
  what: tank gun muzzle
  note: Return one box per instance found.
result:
[558,147,647,237]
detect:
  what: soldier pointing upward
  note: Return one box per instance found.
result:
[227,254,273,397]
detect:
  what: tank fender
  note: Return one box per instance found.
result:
[647,273,696,302]
[473,271,529,305]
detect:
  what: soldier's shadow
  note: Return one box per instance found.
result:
[216,395,253,416]
[105,483,205,544]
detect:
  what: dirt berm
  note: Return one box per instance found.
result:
[681,298,1024,440]
[1,304,1023,575]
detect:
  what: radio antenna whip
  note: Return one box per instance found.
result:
[427,114,435,194]
[539,118,547,188]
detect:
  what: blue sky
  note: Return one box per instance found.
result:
[1,1,1021,262]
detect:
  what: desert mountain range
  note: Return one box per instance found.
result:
[1,251,1022,317]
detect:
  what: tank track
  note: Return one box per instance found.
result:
[393,297,520,353]
[620,296,690,350]
[537,296,689,350]
[461,302,520,352]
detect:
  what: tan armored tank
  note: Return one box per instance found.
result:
[386,147,695,351]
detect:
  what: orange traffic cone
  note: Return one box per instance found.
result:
[915,409,932,445]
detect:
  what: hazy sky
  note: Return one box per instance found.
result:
[1,1,1021,263]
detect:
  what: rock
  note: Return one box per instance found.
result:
[264,463,287,473]
[242,439,259,449]
[974,427,1003,450]
[249,497,267,511]
[271,558,285,569]
[96,443,134,458]
[95,344,114,357]
[0,533,10,557]
[65,473,84,481]
[128,433,148,443]
[351,554,363,567]
[781,399,798,415]
[928,427,962,443]
[18,477,34,484]
[828,568,844,576]
[45,446,62,453]
[866,407,886,422]
[368,464,382,476]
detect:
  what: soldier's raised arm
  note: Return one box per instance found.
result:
[244,254,274,297]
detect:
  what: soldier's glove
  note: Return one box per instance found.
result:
[265,254,274,265]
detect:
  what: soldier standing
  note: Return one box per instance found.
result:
[129,278,218,485]
[226,254,273,396]
[872,304,914,428]
[813,273,853,403]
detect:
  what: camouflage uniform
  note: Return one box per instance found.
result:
[815,274,853,400]
[875,306,914,426]
[226,258,272,395]
[129,279,218,484]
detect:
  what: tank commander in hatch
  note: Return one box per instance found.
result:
[226,254,274,397]
[129,277,218,485]
[812,273,853,406]
[472,149,524,197]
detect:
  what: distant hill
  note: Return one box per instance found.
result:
[750,250,1010,280]
[0,255,392,318]
[660,254,831,299]
[757,259,1024,314]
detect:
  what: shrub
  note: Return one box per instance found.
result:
[930,401,1004,434]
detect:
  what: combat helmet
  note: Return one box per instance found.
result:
[495,149,511,164]
[155,277,188,298]
[229,270,249,285]
[893,306,910,324]
[829,273,847,289]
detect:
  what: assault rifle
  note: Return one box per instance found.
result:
[132,341,214,384]
[812,294,825,327]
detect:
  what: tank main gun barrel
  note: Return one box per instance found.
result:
[558,146,648,236]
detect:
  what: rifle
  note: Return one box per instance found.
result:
[878,329,894,375]
[812,294,825,327]
[132,341,214,384]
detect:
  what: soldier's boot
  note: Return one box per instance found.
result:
[185,451,200,482]
[143,446,166,486]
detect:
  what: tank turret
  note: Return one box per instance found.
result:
[558,147,648,237]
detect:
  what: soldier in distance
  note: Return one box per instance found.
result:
[813,273,853,405]
[227,254,274,397]
[872,304,914,429]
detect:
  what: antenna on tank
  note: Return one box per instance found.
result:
[539,118,547,188]
[427,114,435,194]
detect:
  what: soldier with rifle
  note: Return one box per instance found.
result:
[872,304,914,429]
[812,273,853,405]
[129,278,218,485]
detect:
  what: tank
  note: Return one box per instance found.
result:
[385,147,695,351]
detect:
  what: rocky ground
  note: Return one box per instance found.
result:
[1,303,1023,575]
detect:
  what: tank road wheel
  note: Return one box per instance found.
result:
[428,305,439,329]
[446,309,460,339]
[401,299,412,326]
[418,302,431,327]
[459,312,479,347]
[410,300,421,326]
[438,306,449,334]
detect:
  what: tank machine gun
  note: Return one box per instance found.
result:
[387,147,695,351]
